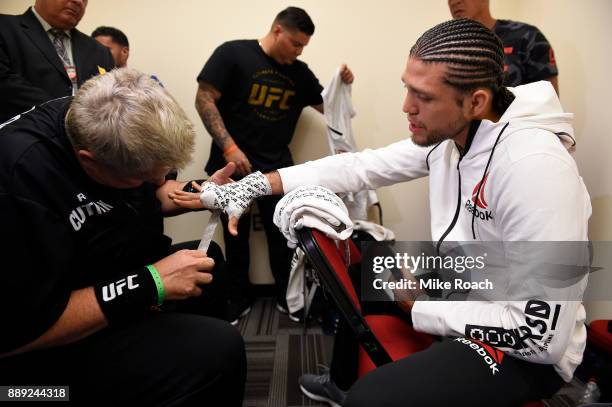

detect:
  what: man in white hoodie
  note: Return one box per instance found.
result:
[171,19,590,407]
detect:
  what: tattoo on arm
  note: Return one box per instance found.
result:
[195,84,235,150]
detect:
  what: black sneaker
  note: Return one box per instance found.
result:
[299,365,346,407]
[226,298,253,325]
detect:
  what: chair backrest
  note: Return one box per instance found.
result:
[298,229,544,407]
[297,227,393,367]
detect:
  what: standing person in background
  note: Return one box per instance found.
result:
[194,6,354,324]
[92,25,129,68]
[92,24,173,178]
[0,0,114,123]
[448,0,559,93]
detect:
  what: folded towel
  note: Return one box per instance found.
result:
[353,220,396,241]
[273,185,353,248]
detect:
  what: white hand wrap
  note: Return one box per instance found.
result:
[199,171,272,219]
[273,185,353,248]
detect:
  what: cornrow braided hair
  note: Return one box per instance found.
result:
[410,18,515,115]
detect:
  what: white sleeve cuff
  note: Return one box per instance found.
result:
[278,163,320,194]
[411,301,451,336]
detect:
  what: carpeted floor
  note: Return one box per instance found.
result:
[238,298,592,407]
[239,298,333,407]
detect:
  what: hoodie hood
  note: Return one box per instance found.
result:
[455,81,578,242]
[465,81,576,159]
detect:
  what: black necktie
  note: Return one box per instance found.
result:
[49,28,70,66]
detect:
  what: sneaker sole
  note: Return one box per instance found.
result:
[229,306,252,326]
[275,303,289,314]
[299,384,342,407]
[276,303,302,323]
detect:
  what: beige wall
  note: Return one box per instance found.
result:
[3,1,610,319]
[511,0,612,322]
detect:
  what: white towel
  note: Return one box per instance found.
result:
[322,67,379,220]
[286,248,306,314]
[353,220,396,241]
[273,185,353,248]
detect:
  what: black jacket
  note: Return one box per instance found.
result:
[0,8,115,123]
[0,98,170,352]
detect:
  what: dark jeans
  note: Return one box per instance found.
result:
[221,195,293,303]
[343,337,564,407]
[0,241,246,406]
[0,314,246,406]
[166,240,229,319]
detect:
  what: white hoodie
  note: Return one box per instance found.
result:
[279,81,591,381]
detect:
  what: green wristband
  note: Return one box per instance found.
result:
[146,264,165,306]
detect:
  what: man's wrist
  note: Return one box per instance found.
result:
[146,265,165,306]
[247,171,272,196]
[266,171,283,195]
[223,144,238,156]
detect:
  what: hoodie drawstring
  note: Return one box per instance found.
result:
[470,122,510,239]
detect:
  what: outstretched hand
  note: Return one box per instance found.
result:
[168,163,236,210]
[199,171,272,236]
[209,162,236,186]
[170,170,272,237]
[168,187,204,210]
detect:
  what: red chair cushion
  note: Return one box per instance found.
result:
[588,319,612,352]
[358,315,435,377]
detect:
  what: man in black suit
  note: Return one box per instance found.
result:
[0,0,115,123]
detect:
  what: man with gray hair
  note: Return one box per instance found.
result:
[0,68,246,405]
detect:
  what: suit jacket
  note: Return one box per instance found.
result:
[0,8,115,123]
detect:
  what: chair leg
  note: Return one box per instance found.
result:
[302,263,320,335]
[303,264,309,335]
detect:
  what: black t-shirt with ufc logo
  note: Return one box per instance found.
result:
[198,39,323,175]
